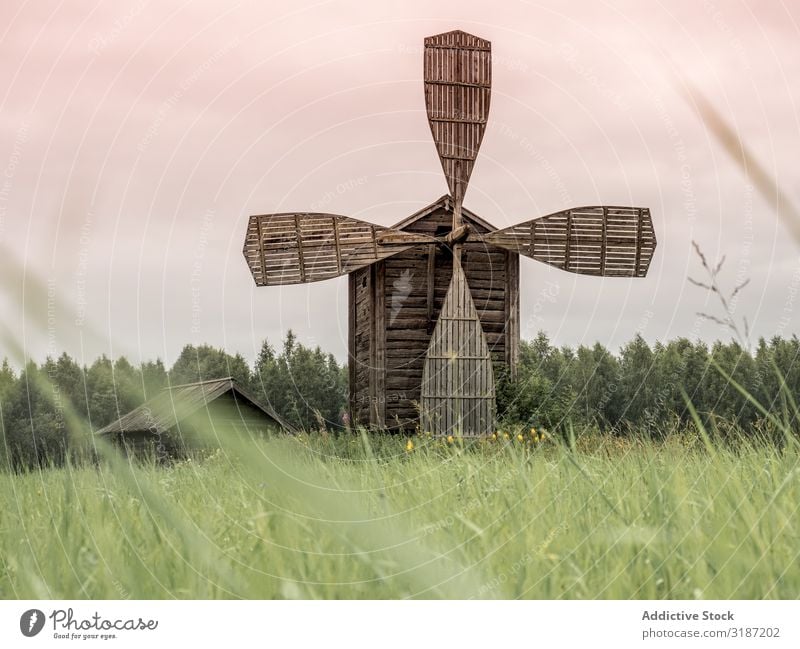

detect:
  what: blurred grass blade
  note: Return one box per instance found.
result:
[681,84,800,242]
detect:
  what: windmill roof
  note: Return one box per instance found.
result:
[424,30,491,50]
[95,377,293,436]
[391,195,497,233]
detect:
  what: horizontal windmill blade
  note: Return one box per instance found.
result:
[484,206,657,277]
[243,213,435,286]
[424,30,491,206]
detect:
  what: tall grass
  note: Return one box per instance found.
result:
[1,429,797,599]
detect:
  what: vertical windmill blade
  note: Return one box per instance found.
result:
[484,206,657,277]
[424,30,491,208]
[420,257,496,437]
[243,213,434,286]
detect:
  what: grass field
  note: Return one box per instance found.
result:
[1,428,798,599]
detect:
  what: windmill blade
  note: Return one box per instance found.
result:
[420,256,495,437]
[243,213,435,286]
[424,30,491,206]
[484,206,657,277]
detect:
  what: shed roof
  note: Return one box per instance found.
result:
[95,377,293,436]
[391,195,497,233]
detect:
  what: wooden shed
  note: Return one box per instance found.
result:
[349,195,519,432]
[96,377,292,456]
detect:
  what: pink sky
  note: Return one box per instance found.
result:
[1,0,799,366]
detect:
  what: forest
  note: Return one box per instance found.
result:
[1,329,798,469]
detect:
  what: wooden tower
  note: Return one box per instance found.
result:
[348,195,519,432]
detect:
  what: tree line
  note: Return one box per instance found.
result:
[498,332,799,435]
[2,330,799,468]
[0,331,347,469]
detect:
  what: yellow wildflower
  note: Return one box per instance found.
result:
[406,439,414,452]
[516,433,524,442]
[491,432,498,441]
[530,427,537,437]
[503,432,510,440]
[447,435,454,444]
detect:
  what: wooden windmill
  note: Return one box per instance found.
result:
[243,30,656,437]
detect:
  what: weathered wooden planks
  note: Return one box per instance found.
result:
[420,256,496,437]
[505,252,520,377]
[372,262,386,427]
[347,199,515,431]
[484,206,657,277]
[351,266,373,424]
[424,30,491,210]
[243,212,434,286]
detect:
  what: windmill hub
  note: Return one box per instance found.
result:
[242,30,657,437]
